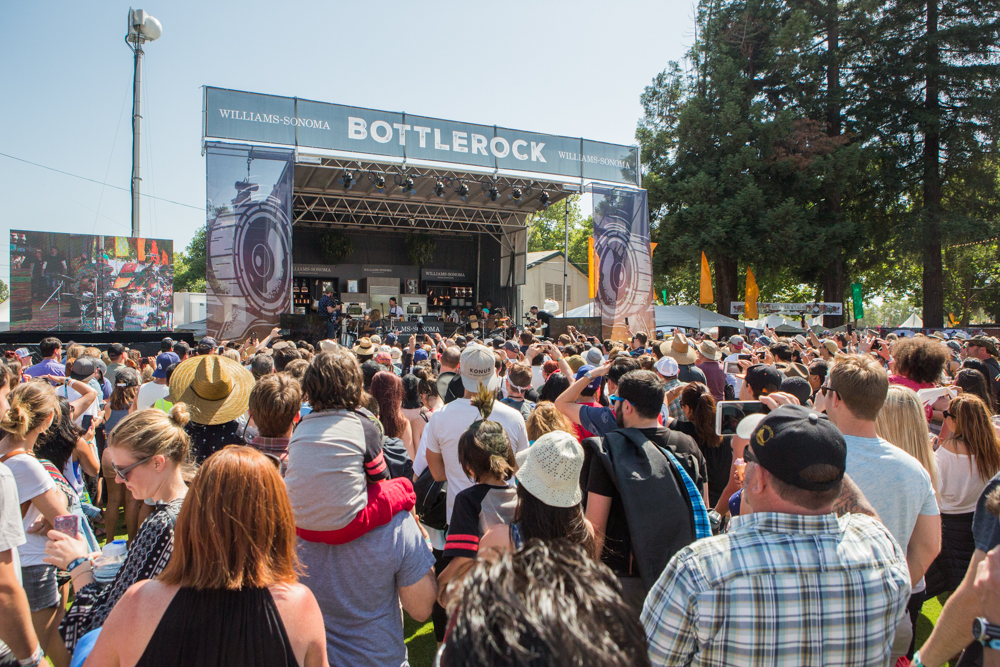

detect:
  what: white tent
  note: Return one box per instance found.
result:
[899,313,923,328]
[742,313,801,329]
[654,305,745,330]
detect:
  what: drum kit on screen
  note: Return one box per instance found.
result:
[42,263,172,332]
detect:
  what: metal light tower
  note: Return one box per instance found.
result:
[126,8,162,238]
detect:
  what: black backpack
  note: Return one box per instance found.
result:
[414,469,447,530]
[381,436,413,481]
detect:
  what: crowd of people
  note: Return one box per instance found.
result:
[0,323,999,666]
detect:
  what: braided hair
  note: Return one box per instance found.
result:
[458,383,515,482]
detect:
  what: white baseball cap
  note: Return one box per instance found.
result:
[654,356,680,378]
[460,344,498,393]
[514,431,584,508]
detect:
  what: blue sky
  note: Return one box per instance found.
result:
[0,0,693,280]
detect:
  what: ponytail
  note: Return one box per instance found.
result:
[1,382,57,439]
[458,386,514,483]
[680,382,722,448]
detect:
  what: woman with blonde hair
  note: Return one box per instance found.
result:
[43,404,193,651]
[83,446,328,666]
[525,401,575,443]
[875,385,940,492]
[925,393,1000,597]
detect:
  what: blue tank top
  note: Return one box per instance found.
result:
[103,408,129,437]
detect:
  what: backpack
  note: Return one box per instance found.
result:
[582,428,700,592]
[413,468,448,531]
[381,436,413,481]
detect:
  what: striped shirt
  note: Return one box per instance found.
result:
[642,512,910,667]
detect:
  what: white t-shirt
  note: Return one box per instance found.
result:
[0,462,25,658]
[136,381,170,411]
[4,454,56,567]
[420,397,529,522]
[936,447,987,514]
[531,366,545,390]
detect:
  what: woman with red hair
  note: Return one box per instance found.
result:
[370,371,413,455]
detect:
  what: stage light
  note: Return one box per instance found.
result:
[510,187,522,201]
[540,190,550,208]
[458,182,470,202]
[489,185,499,202]
[403,177,416,195]
[435,180,445,197]
[374,173,386,192]
[339,171,355,190]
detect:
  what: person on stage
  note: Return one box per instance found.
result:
[387,297,405,319]
[317,287,342,339]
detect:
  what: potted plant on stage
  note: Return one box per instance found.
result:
[319,231,354,265]
[405,234,436,269]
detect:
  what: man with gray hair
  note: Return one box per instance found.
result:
[250,354,275,381]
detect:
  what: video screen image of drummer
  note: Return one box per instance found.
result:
[9,230,174,333]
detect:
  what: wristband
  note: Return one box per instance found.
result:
[18,644,44,667]
[66,556,90,572]
[911,651,924,667]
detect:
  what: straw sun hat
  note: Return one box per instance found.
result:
[514,431,584,508]
[168,354,254,426]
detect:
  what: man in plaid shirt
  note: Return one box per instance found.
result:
[654,356,686,422]
[642,404,910,666]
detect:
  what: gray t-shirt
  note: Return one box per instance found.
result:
[298,511,435,667]
[843,434,939,549]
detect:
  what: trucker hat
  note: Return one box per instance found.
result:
[460,345,499,393]
[654,356,680,378]
[745,404,846,492]
[153,352,180,379]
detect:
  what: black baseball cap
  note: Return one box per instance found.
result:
[746,404,846,492]
[198,337,218,353]
[69,357,98,381]
[745,364,782,395]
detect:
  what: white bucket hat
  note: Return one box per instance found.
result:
[515,431,584,508]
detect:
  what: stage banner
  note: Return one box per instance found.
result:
[204,87,639,186]
[590,186,654,340]
[9,230,173,332]
[730,302,844,317]
[206,144,294,340]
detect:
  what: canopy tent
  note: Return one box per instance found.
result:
[899,313,923,328]
[742,313,802,330]
[654,305,745,330]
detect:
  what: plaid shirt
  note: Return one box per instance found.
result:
[641,512,909,667]
[249,435,291,477]
[664,378,686,422]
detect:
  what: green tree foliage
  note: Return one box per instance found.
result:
[526,195,590,269]
[173,226,206,293]
[0,280,9,304]
[846,0,1000,326]
[943,242,1000,325]
[639,0,1000,325]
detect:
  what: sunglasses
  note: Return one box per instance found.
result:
[743,445,759,464]
[819,385,838,397]
[608,394,623,405]
[111,455,153,481]
[943,410,954,419]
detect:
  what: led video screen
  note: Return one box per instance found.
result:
[10,231,173,332]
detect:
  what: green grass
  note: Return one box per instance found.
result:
[404,615,438,667]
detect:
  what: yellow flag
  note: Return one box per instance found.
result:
[745,267,759,320]
[588,237,598,299]
[700,252,713,304]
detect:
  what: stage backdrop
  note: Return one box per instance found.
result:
[9,230,173,332]
[206,143,294,340]
[590,187,655,340]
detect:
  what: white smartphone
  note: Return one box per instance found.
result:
[715,400,770,436]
